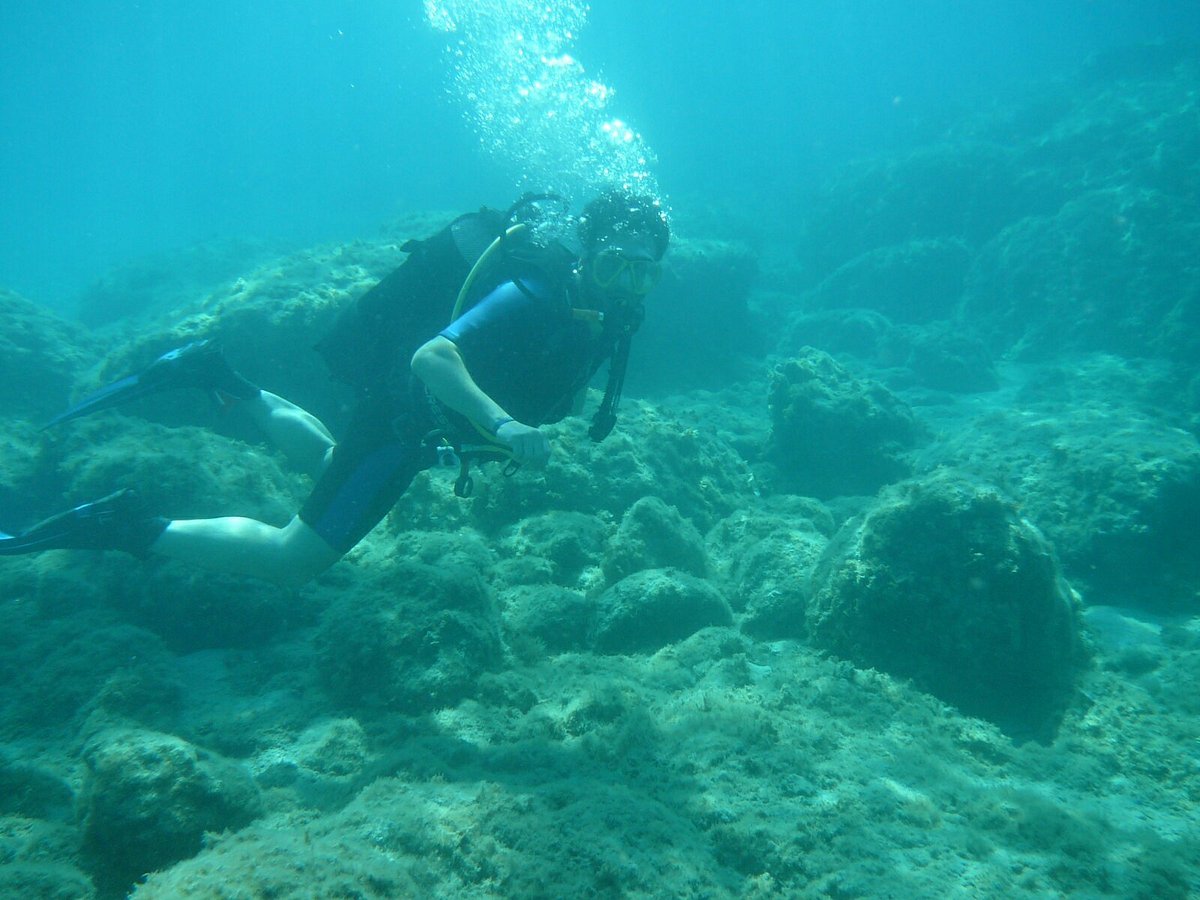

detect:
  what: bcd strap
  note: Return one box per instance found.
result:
[589,304,641,442]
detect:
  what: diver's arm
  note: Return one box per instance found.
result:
[411,336,550,464]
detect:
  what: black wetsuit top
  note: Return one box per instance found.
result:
[440,276,610,426]
[299,273,611,553]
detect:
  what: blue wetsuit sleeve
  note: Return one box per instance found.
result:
[440,280,549,360]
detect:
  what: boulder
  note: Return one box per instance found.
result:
[0,289,96,422]
[808,471,1081,736]
[768,347,922,497]
[79,728,261,892]
[807,238,971,324]
[316,559,502,712]
[602,496,708,583]
[500,584,596,656]
[707,497,835,639]
[591,568,732,654]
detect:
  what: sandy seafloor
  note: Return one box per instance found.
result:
[2,45,1200,899]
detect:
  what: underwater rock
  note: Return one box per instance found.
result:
[707,497,835,639]
[0,815,96,900]
[316,559,503,712]
[79,727,261,893]
[808,471,1081,736]
[602,496,708,584]
[591,567,732,654]
[500,584,596,655]
[768,347,922,498]
[0,289,96,422]
[780,310,999,394]
[808,238,972,324]
[252,718,370,811]
[794,143,1066,287]
[898,321,999,392]
[921,365,1200,613]
[467,405,756,538]
[781,308,898,366]
[629,236,759,393]
[0,751,73,821]
[54,418,304,529]
[963,188,1200,363]
[75,236,288,327]
[1034,416,1200,613]
[71,226,425,429]
[0,606,181,732]
[497,510,609,588]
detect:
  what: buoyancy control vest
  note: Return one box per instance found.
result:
[315,196,636,442]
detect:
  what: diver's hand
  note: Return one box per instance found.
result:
[495,420,550,466]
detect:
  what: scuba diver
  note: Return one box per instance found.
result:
[0,189,670,586]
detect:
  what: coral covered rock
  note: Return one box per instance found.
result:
[808,471,1081,736]
[591,568,732,654]
[768,347,922,498]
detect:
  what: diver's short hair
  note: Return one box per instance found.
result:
[578,189,670,260]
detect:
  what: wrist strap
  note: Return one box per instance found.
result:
[489,415,515,436]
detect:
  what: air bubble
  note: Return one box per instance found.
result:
[425,0,662,208]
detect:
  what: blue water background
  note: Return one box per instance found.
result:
[2,0,1198,311]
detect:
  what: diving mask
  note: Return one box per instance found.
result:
[588,247,662,296]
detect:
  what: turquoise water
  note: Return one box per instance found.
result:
[3,1,1197,308]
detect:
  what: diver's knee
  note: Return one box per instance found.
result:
[271,517,341,586]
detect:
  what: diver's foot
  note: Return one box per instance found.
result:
[138,340,260,408]
[0,490,169,558]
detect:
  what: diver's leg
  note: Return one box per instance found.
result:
[241,391,336,478]
[45,340,338,477]
[150,515,340,587]
[153,402,433,585]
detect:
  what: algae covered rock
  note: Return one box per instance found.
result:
[630,236,759,393]
[497,510,609,589]
[316,559,503,712]
[0,289,96,422]
[602,495,708,583]
[768,347,921,497]
[465,404,757,536]
[807,238,972,324]
[251,718,371,811]
[79,728,261,892]
[963,188,1200,363]
[922,364,1200,613]
[0,815,96,900]
[707,497,835,639]
[592,568,732,654]
[808,472,1081,736]
[500,584,596,655]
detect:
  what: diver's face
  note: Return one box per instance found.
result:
[583,235,662,307]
